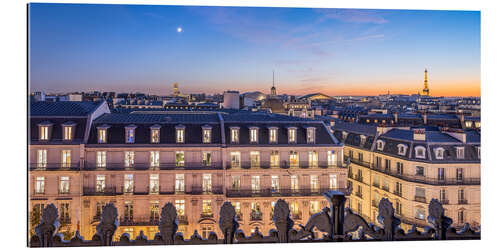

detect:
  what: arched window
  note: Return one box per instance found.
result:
[434,147,445,159]
[397,144,408,155]
[415,146,426,159]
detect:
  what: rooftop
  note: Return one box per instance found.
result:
[30,101,104,116]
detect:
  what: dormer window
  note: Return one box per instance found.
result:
[125,125,137,143]
[38,121,53,141]
[376,140,385,150]
[268,127,278,144]
[288,127,297,143]
[456,147,465,159]
[62,121,76,141]
[150,125,161,144]
[360,135,366,145]
[342,131,348,140]
[307,127,316,144]
[230,127,240,143]
[202,125,212,144]
[415,146,426,159]
[477,147,480,159]
[249,127,259,143]
[397,144,408,156]
[435,147,445,159]
[176,125,185,143]
[97,125,110,144]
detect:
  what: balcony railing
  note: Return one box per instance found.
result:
[345,157,480,186]
[440,199,449,205]
[83,187,119,196]
[84,163,223,171]
[414,196,426,203]
[227,161,338,170]
[226,188,347,197]
[458,199,468,204]
[29,163,80,171]
[188,186,224,195]
[119,216,160,226]
[200,213,214,218]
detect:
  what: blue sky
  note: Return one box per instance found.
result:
[28,4,480,96]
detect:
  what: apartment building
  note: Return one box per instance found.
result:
[332,122,480,230]
[29,101,347,240]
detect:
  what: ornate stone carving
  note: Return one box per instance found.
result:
[35,203,60,247]
[427,198,452,240]
[159,202,178,244]
[272,199,294,243]
[219,202,239,244]
[96,203,118,246]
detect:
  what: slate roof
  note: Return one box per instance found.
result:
[30,101,103,116]
[93,112,220,124]
[332,122,377,136]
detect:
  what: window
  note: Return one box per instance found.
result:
[149,151,159,168]
[358,152,363,162]
[291,175,299,192]
[270,151,280,168]
[125,125,136,143]
[124,174,134,193]
[35,176,45,194]
[202,200,212,216]
[373,175,380,187]
[288,127,297,143]
[250,151,260,168]
[291,201,299,216]
[456,147,465,159]
[348,150,353,159]
[151,127,160,143]
[383,179,390,191]
[310,201,320,214]
[96,201,105,217]
[415,208,425,220]
[175,174,185,193]
[360,135,366,145]
[40,125,49,140]
[37,149,47,168]
[59,176,70,194]
[251,176,260,193]
[435,147,445,159]
[202,126,212,143]
[458,189,466,203]
[176,151,185,167]
[233,201,241,217]
[250,127,258,143]
[289,151,299,167]
[203,174,212,193]
[415,146,426,159]
[357,201,363,214]
[477,147,480,159]
[176,125,185,143]
[97,126,108,143]
[415,187,426,201]
[310,175,319,192]
[124,151,135,168]
[150,174,159,194]
[375,156,382,169]
[202,152,212,167]
[397,144,407,155]
[271,176,280,193]
[269,127,278,143]
[384,159,391,172]
[96,151,106,168]
[308,151,318,168]
[231,152,240,168]
[175,200,185,216]
[440,189,447,203]
[60,150,71,168]
[458,210,464,224]
[230,127,239,143]
[329,174,337,189]
[438,168,445,181]
[96,175,105,192]
[415,166,425,176]
[150,201,160,221]
[60,203,70,223]
[395,182,402,196]
[251,202,262,219]
[328,150,336,166]
[376,140,385,150]
[231,176,240,191]
[124,201,133,221]
[395,200,402,215]
[307,127,315,144]
[63,126,73,141]
[456,168,464,181]
[396,162,403,175]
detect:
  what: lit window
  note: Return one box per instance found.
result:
[96,175,105,192]
[327,150,336,166]
[415,208,425,220]
[231,152,241,168]
[63,125,73,141]
[251,176,260,193]
[97,128,107,143]
[175,174,185,193]
[270,151,280,168]
[202,152,212,167]
[125,125,136,143]
[202,125,212,143]
[125,151,135,168]
[124,201,133,221]
[150,151,159,168]
[307,127,315,144]
[176,151,184,167]
[176,125,185,143]
[203,174,212,193]
[202,200,212,216]
[291,201,299,215]
[39,124,50,141]
[60,203,70,223]
[308,151,318,168]
[271,175,280,193]
[288,127,297,143]
[37,149,47,168]
[230,127,240,143]
[96,151,106,168]
[124,174,134,193]
[291,175,299,192]
[150,201,160,221]
[35,176,45,194]
[310,175,319,192]
[465,121,472,128]
[289,151,299,167]
[250,127,259,143]
[175,200,185,216]
[250,151,260,168]
[61,150,71,168]
[149,174,159,194]
[310,201,320,214]
[232,176,240,191]
[269,127,278,143]
[329,174,337,189]
[59,176,70,194]
[456,147,465,159]
[150,125,160,143]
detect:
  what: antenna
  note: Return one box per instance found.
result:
[272,70,275,87]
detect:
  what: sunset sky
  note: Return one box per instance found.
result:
[28,4,480,97]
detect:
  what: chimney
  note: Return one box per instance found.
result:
[413,128,426,141]
[376,126,393,135]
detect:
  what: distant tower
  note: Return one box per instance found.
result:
[422,69,430,96]
[173,82,180,96]
[270,70,277,96]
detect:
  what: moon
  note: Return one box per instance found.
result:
[177,27,182,33]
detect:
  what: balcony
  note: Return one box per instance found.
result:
[188,186,224,195]
[119,216,160,226]
[83,162,223,171]
[83,187,119,196]
[228,161,336,170]
[458,199,468,204]
[200,213,214,218]
[58,189,70,195]
[414,196,426,203]
[226,188,347,198]
[440,199,449,205]
[178,215,189,224]
[30,163,80,171]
